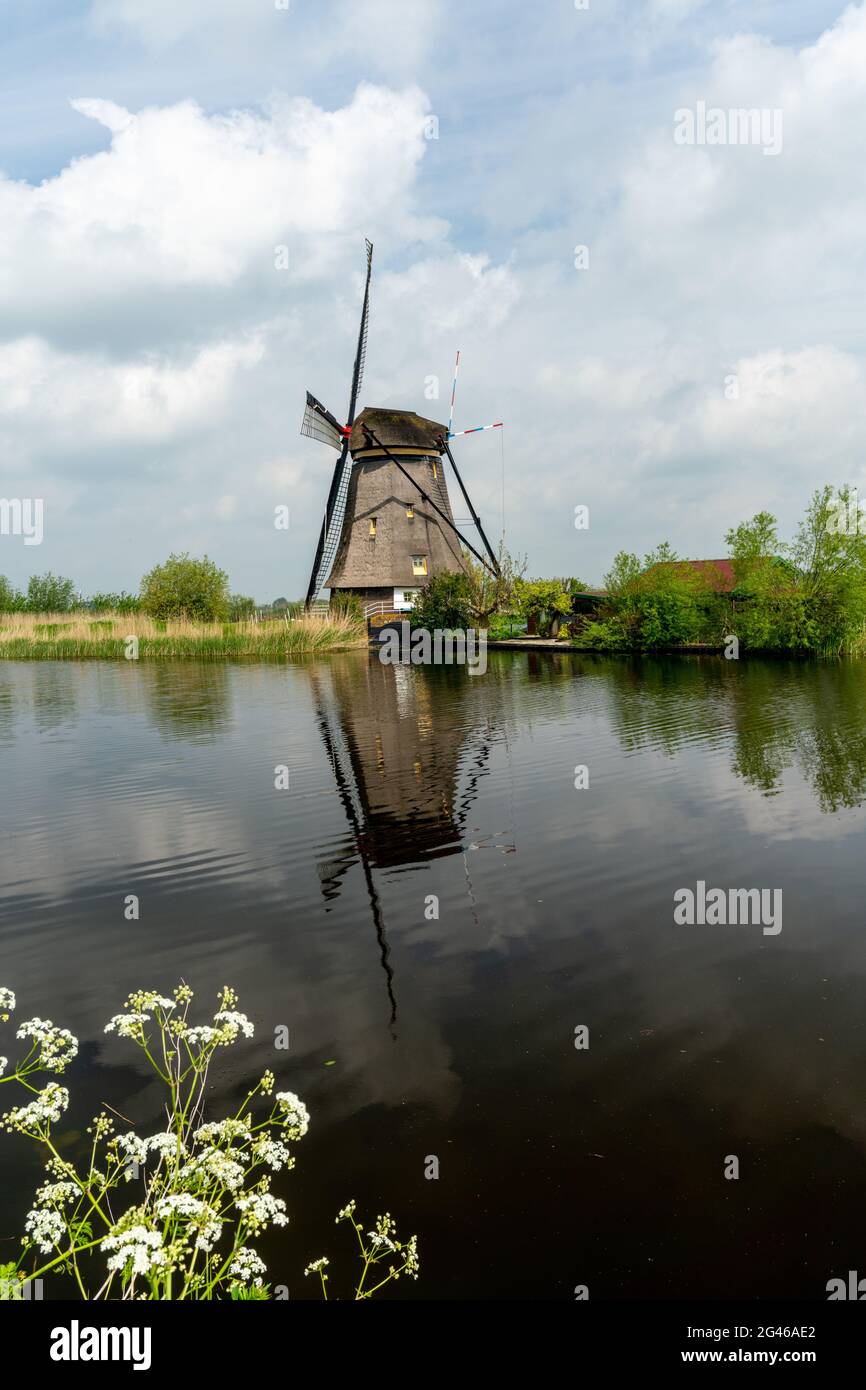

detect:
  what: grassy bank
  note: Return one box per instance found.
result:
[0,611,367,660]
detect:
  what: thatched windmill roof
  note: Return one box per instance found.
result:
[349,407,448,458]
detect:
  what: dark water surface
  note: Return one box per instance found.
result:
[2,651,866,1299]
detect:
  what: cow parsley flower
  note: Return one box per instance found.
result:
[235,1187,288,1232]
[181,1148,246,1192]
[213,1010,254,1040]
[336,1200,357,1223]
[275,1092,309,1139]
[304,1257,329,1276]
[183,1026,219,1046]
[194,1118,251,1144]
[0,1057,6,1077]
[368,1231,398,1252]
[15,1018,78,1074]
[154,1194,222,1251]
[0,987,15,1017]
[229,1246,267,1286]
[104,1012,150,1037]
[251,1136,293,1172]
[2,1082,69,1132]
[403,1234,420,1279]
[101,1225,167,1277]
[134,993,175,1012]
[146,1131,184,1158]
[34,1180,79,1208]
[114,1133,148,1170]
[24,1206,65,1253]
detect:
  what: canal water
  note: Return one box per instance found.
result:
[2,651,866,1299]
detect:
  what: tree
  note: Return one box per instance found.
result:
[228,594,256,621]
[411,571,473,629]
[26,572,76,613]
[140,553,230,621]
[0,576,24,613]
[515,578,578,636]
[724,511,784,593]
[87,591,142,614]
[462,544,526,626]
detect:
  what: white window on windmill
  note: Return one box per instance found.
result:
[369,517,377,537]
[412,555,428,577]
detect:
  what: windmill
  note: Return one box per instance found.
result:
[301,241,500,613]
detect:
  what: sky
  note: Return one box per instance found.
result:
[0,0,863,600]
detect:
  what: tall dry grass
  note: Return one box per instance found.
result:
[0,611,367,660]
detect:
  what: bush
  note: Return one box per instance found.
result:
[515,578,578,636]
[411,571,473,629]
[228,594,256,622]
[140,553,230,622]
[0,576,25,613]
[26,573,76,613]
[87,592,142,615]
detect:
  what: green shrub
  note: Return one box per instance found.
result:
[411,571,473,629]
[26,573,76,613]
[140,553,230,622]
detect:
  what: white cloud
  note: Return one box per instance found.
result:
[89,0,441,73]
[0,334,264,451]
[0,84,441,346]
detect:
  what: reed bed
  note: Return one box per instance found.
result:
[0,611,367,661]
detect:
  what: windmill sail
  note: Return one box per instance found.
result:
[300,392,344,451]
[304,241,373,608]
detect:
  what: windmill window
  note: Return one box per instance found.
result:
[369,517,377,537]
[406,503,414,519]
[412,555,428,577]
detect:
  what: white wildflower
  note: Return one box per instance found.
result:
[0,1057,6,1077]
[336,1200,356,1222]
[2,1082,69,1131]
[229,1246,267,1286]
[183,1026,219,1046]
[34,1180,79,1207]
[235,1188,288,1232]
[135,993,175,1011]
[24,1207,64,1253]
[104,1012,149,1037]
[181,1148,246,1192]
[154,1194,222,1251]
[0,987,15,1015]
[250,1136,293,1172]
[404,1233,420,1278]
[101,1225,166,1277]
[15,1017,78,1073]
[145,1131,185,1158]
[115,1133,148,1167]
[213,1009,254,1040]
[304,1257,329,1276]
[194,1118,251,1144]
[368,1231,398,1252]
[275,1091,309,1139]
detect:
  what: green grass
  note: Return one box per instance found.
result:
[0,612,367,661]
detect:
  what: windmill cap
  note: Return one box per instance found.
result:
[350,406,448,458]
